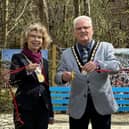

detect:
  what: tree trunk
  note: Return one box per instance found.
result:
[73,0,79,17]
[37,0,49,28]
[3,0,9,48]
[83,0,90,16]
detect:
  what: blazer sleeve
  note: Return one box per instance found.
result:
[9,54,29,86]
[96,42,121,73]
[55,50,69,85]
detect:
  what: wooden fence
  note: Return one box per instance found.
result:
[50,86,129,112]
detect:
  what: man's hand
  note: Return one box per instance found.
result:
[62,71,72,82]
[81,61,97,73]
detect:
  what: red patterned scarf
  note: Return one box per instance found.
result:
[22,48,42,64]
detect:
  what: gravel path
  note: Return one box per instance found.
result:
[0,113,129,129]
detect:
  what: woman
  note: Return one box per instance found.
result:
[10,23,54,129]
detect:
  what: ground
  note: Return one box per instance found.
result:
[0,113,129,129]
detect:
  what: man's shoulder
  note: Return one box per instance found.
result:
[98,41,113,49]
[62,47,71,54]
[100,41,112,46]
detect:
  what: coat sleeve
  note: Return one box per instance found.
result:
[9,54,29,86]
[95,42,121,74]
[55,50,69,85]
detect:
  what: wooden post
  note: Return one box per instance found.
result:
[51,44,57,86]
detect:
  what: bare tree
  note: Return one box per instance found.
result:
[36,0,49,27]
[73,0,79,17]
[7,0,29,36]
[3,0,9,48]
[83,0,90,16]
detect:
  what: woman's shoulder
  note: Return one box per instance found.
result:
[11,53,28,65]
[12,53,24,59]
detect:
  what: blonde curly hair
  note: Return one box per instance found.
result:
[21,23,52,49]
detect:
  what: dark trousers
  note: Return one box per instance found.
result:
[69,94,111,129]
[14,98,49,129]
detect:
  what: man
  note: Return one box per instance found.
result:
[55,15,121,129]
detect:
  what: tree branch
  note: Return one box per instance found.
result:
[7,0,30,36]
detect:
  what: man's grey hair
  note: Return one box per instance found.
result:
[73,15,93,29]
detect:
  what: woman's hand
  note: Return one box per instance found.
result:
[25,63,39,72]
[49,117,54,124]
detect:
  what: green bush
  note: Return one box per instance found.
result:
[0,88,13,113]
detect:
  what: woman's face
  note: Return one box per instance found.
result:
[27,30,43,52]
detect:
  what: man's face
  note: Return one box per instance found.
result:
[74,19,93,45]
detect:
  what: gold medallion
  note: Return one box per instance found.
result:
[37,73,45,83]
[71,41,101,76]
[35,66,45,83]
